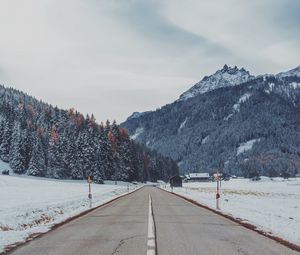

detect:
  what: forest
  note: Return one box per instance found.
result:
[0,85,178,183]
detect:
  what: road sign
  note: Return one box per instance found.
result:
[213,173,221,180]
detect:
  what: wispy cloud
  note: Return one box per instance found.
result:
[0,0,299,122]
[110,1,230,57]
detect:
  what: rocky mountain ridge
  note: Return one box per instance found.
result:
[121,65,300,177]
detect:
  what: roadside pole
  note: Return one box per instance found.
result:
[216,177,220,210]
[214,171,220,210]
[88,176,92,208]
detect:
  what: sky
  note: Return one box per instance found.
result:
[0,0,299,123]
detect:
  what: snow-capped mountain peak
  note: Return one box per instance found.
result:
[178,65,255,101]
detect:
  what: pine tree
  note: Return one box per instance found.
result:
[98,124,115,180]
[47,127,64,178]
[9,122,27,174]
[74,130,91,179]
[28,132,46,176]
[0,119,5,145]
[116,129,132,181]
[0,120,12,162]
[89,126,105,183]
[60,130,74,178]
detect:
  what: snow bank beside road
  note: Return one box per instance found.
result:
[168,178,300,246]
[0,174,137,253]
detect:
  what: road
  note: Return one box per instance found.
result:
[9,187,298,255]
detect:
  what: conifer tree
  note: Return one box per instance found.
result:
[9,122,27,173]
[28,132,46,176]
[0,119,5,145]
[0,120,12,162]
[47,127,64,178]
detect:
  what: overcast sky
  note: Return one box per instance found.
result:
[0,0,299,123]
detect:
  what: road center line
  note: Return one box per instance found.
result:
[147,194,156,255]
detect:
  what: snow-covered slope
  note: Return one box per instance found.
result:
[168,177,300,246]
[0,173,139,253]
[178,65,254,101]
[276,66,300,78]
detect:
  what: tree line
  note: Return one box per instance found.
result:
[0,85,178,183]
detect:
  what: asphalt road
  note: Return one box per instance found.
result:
[9,187,298,255]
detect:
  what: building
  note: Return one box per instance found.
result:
[185,173,211,182]
[169,175,183,187]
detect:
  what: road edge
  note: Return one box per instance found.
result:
[158,187,300,252]
[2,186,144,255]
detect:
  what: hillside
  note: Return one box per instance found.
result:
[0,85,178,182]
[121,66,300,177]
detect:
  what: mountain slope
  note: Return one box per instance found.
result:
[121,66,300,177]
[276,65,300,78]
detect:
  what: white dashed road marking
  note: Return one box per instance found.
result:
[147,195,156,255]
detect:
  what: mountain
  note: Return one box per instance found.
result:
[0,85,178,182]
[127,111,151,120]
[121,65,300,177]
[178,64,254,101]
[276,65,300,78]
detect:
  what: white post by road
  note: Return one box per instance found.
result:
[214,171,220,210]
[216,178,220,210]
[88,176,92,208]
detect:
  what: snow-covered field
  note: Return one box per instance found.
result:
[0,171,139,253]
[166,178,300,246]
